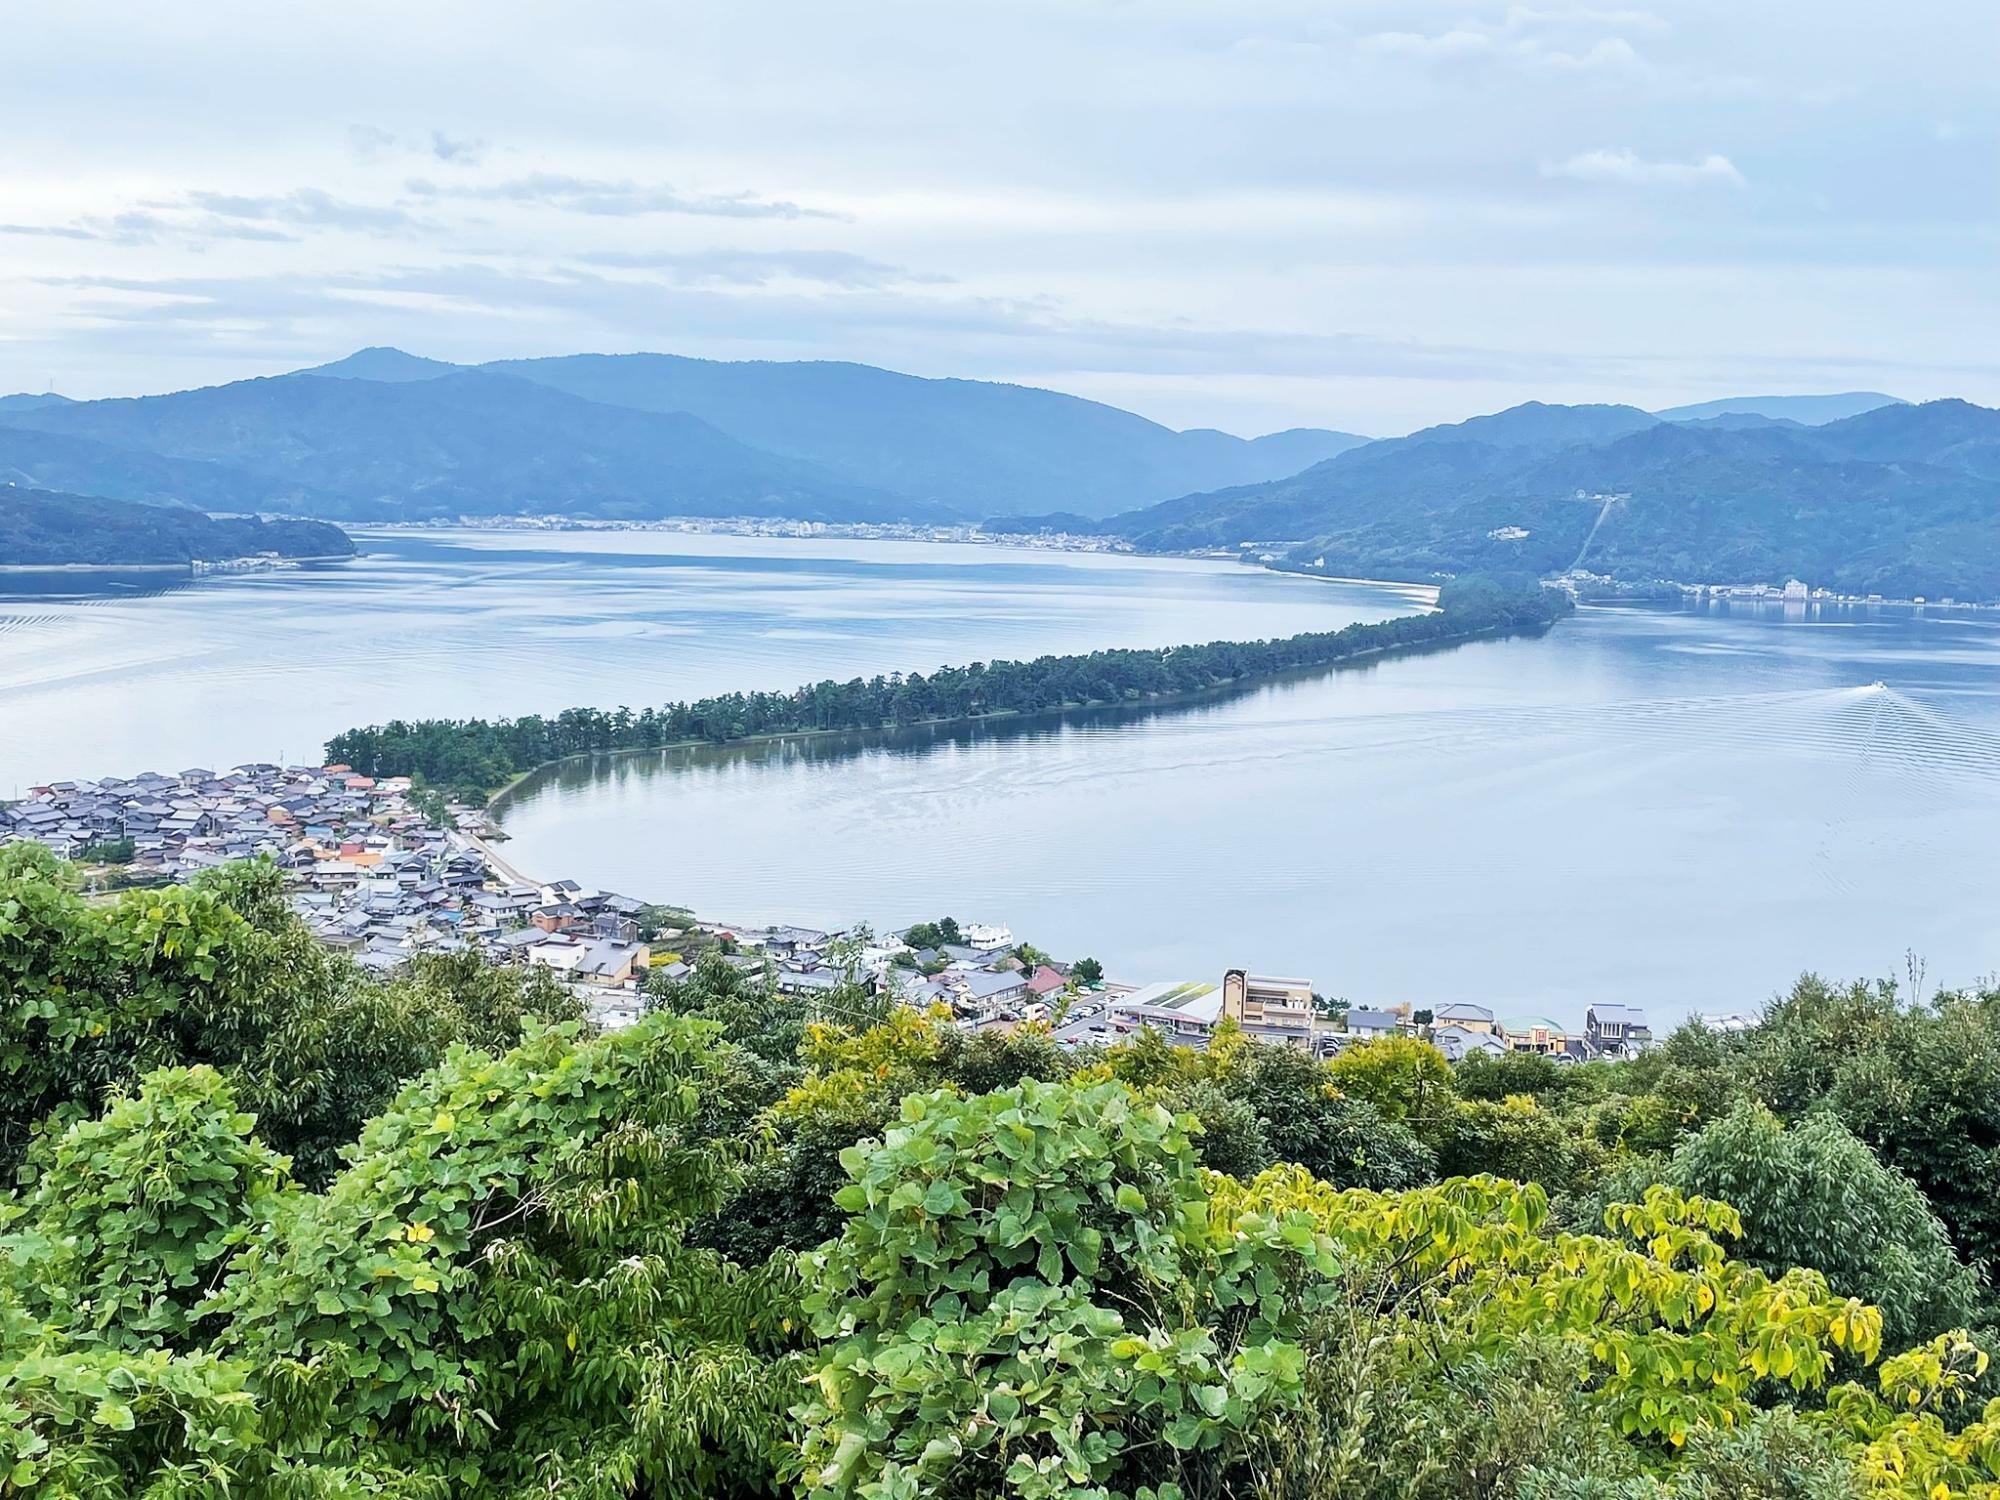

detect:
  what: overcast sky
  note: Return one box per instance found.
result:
[3,1,1995,434]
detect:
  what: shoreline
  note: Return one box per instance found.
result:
[0,561,191,575]
[359,520,2000,608]
[427,640,1492,947]
[483,615,1545,820]
[0,551,356,576]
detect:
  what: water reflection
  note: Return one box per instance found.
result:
[494,658,1425,809]
[497,601,2000,1025]
[0,569,194,602]
[0,529,1402,785]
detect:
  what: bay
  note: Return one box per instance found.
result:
[498,603,2000,1026]
[0,528,1420,788]
[5,526,1998,1026]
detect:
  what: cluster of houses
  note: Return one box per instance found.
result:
[1424,1001,1654,1062]
[1041,971,1658,1062]
[1,764,1680,1059]
[879,923,1073,1019]
[0,763,416,881]
[0,764,659,1025]
[670,920,1079,1028]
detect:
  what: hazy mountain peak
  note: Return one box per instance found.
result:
[299,347,462,383]
[0,392,75,413]
[1409,400,1660,450]
[1673,411,1808,432]
[1654,392,1905,426]
[473,350,1369,515]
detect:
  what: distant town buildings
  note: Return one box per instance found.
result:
[1073,968,1658,1064]
[431,514,1132,554]
[1585,1002,1654,1057]
[1430,1002,1508,1060]
[1100,980,1223,1047]
[1340,1007,1403,1040]
[0,763,659,1028]
[1434,1002,1497,1033]
[1499,1016,1569,1056]
[1433,1025,1507,1062]
[1221,970,1317,1046]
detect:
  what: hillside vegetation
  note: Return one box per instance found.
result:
[0,371,916,525]
[0,485,353,566]
[6,353,1988,594]
[1057,399,2000,599]
[2,841,1999,1497]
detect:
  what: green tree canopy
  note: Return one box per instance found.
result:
[1,1066,290,1354]
[1608,1102,1980,1349]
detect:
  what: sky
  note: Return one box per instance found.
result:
[2,0,1995,436]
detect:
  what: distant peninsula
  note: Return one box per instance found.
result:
[0,485,355,569]
[324,573,1569,796]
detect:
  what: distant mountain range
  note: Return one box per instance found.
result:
[1013,398,2000,601]
[2,352,1984,595]
[0,392,75,414]
[1650,392,1905,425]
[0,371,916,524]
[0,424,334,512]
[0,349,1371,523]
[0,486,354,568]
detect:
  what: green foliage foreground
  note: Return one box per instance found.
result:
[4,851,2000,1498]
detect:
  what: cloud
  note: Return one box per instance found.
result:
[1359,29,1495,61]
[1528,36,1642,70]
[0,188,424,247]
[1359,22,1645,73]
[31,258,2000,437]
[0,209,302,245]
[1542,148,1745,186]
[346,124,488,166]
[346,124,400,162]
[405,172,836,220]
[0,222,102,241]
[578,248,949,288]
[429,131,486,164]
[33,262,1651,387]
[180,188,425,233]
[4,1,1993,429]
[1503,6,1668,33]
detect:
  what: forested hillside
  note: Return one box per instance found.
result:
[0,485,354,566]
[0,425,332,512]
[470,351,1368,517]
[1065,399,2000,599]
[2,841,1998,1497]
[0,370,924,524]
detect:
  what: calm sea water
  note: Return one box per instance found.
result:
[6,528,1998,1024]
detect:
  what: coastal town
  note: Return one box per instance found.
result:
[391,516,2000,609]
[0,759,1698,1059]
